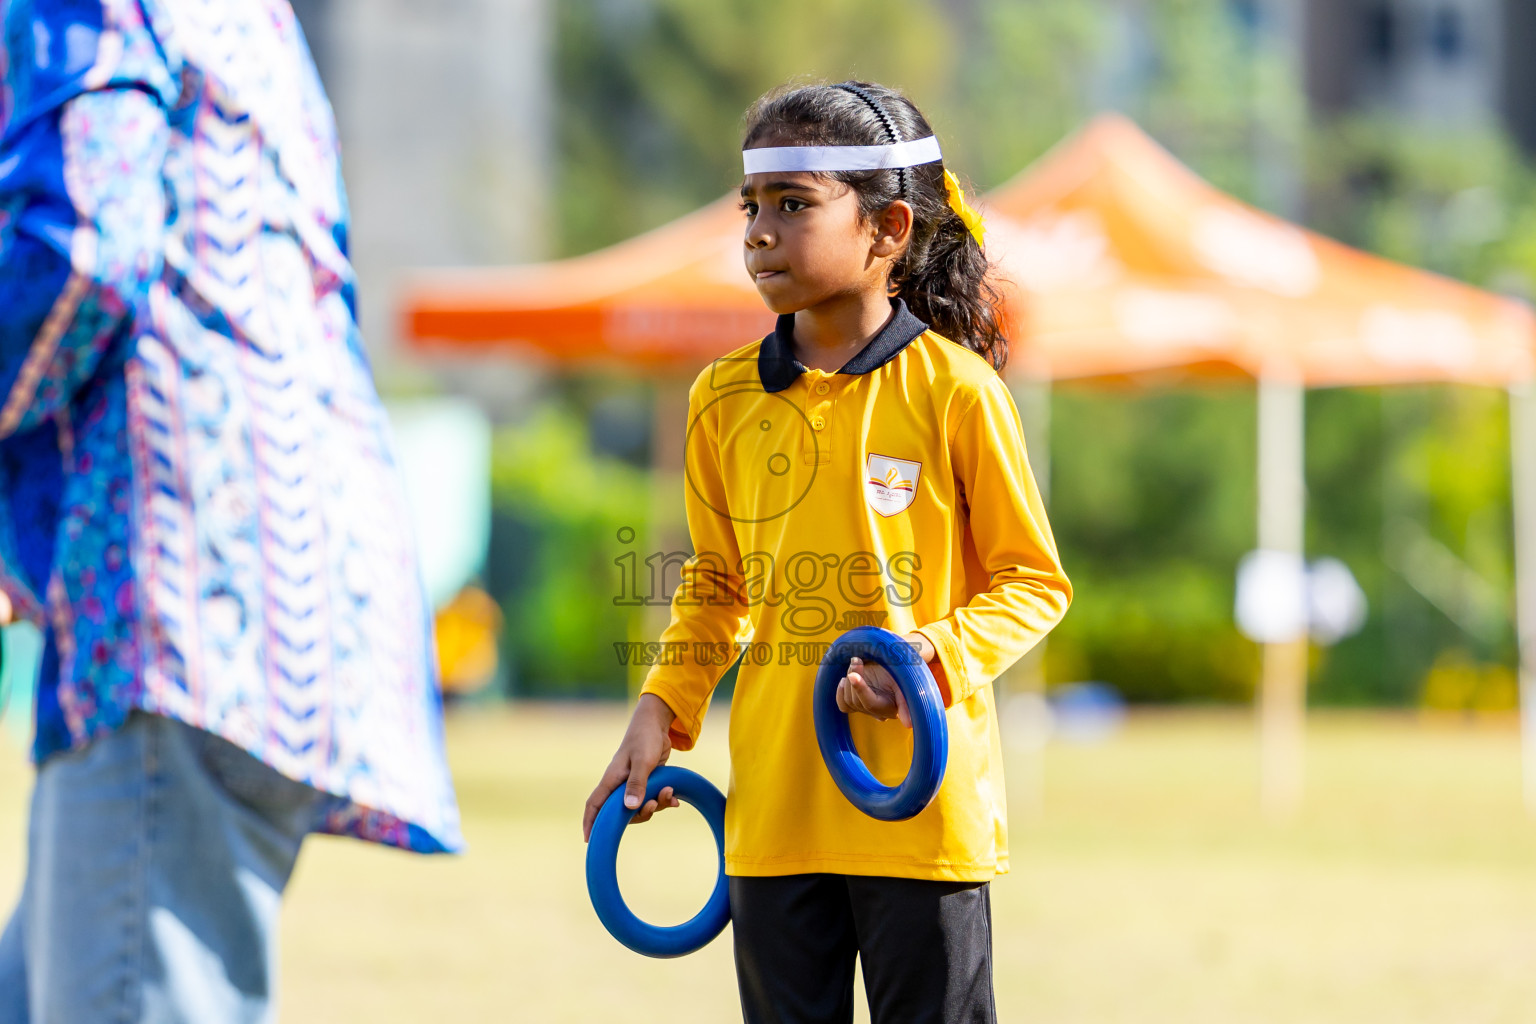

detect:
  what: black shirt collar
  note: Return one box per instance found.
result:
[757,298,929,393]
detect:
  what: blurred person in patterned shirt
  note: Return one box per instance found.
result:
[0,2,463,1019]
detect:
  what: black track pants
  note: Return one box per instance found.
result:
[729,873,997,1024]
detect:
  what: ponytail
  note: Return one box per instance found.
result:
[893,181,1006,372]
[743,80,1008,372]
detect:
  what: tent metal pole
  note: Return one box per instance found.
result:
[1510,383,1536,814]
[1257,373,1307,817]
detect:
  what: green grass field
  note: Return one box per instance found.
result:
[2,705,1535,1022]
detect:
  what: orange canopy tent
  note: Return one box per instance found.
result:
[403,113,1534,388]
[405,197,772,370]
[985,114,1535,387]
[980,115,1536,815]
[400,115,1536,813]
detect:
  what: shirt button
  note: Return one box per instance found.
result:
[811,416,826,430]
[815,382,830,395]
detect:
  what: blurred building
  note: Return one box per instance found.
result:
[289,0,553,360]
[1304,0,1536,151]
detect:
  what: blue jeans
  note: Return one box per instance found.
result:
[0,711,328,1023]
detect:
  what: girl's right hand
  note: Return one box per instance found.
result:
[582,693,680,842]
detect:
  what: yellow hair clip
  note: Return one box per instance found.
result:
[943,168,986,249]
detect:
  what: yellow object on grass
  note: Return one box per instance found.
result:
[435,586,504,695]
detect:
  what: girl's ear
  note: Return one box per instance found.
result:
[869,200,914,259]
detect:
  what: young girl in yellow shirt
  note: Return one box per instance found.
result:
[582,80,1071,1023]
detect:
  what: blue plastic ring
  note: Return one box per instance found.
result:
[813,626,949,821]
[585,765,730,958]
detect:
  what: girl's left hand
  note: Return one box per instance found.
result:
[837,655,910,726]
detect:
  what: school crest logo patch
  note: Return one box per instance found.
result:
[865,453,922,517]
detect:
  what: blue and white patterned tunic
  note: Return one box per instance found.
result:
[0,0,463,853]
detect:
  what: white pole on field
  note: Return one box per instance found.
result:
[1257,373,1307,817]
[1247,0,1309,816]
[1509,382,1536,814]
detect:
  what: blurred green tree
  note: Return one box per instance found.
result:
[1044,386,1260,702]
[1299,118,1533,705]
[489,399,654,697]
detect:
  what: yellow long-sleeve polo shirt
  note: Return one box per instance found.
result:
[640,299,1071,883]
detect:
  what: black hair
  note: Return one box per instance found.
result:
[743,80,1007,371]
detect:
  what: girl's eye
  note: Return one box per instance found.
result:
[782,198,807,213]
[739,200,758,216]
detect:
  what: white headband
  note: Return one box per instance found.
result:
[742,135,943,174]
